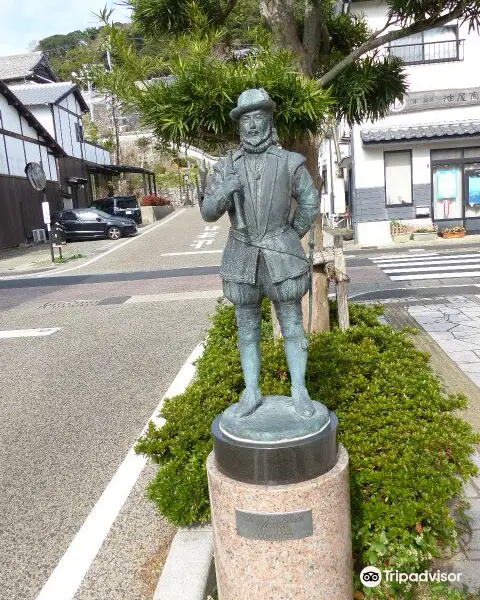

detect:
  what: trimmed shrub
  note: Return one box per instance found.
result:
[136,300,478,598]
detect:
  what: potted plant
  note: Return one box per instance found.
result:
[441,225,466,239]
[140,194,174,223]
[390,220,411,243]
[412,224,438,242]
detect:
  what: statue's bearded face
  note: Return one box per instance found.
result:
[239,109,272,149]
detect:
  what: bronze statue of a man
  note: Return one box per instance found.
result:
[201,88,320,419]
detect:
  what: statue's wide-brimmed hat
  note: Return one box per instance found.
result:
[229,88,276,121]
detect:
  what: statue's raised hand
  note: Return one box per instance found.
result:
[222,174,243,200]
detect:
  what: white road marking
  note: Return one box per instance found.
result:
[197,232,217,239]
[125,290,223,303]
[391,271,480,281]
[161,250,223,256]
[35,342,204,600]
[190,239,214,249]
[385,262,480,274]
[189,224,221,251]
[372,252,480,265]
[0,328,60,338]
[374,257,480,268]
[372,252,440,261]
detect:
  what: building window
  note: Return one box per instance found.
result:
[431,147,480,221]
[385,151,412,206]
[321,167,328,194]
[389,26,463,65]
[75,122,84,143]
[433,166,463,220]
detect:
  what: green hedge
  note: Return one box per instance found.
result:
[136,300,478,598]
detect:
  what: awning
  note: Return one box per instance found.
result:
[361,120,480,144]
[101,164,155,176]
[66,176,88,184]
[84,163,156,178]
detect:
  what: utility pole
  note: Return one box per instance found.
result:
[105,49,121,165]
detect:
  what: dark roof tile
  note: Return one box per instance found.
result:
[361,121,480,143]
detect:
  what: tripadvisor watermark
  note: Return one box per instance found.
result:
[360,566,462,588]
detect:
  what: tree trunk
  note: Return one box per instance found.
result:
[285,132,330,333]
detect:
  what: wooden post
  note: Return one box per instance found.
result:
[333,233,350,331]
[271,306,282,341]
[272,214,330,340]
[285,134,330,335]
[301,215,330,334]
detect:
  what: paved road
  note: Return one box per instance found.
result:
[3,207,480,600]
[0,209,227,600]
[58,207,229,275]
[345,247,480,301]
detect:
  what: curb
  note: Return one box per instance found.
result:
[0,265,57,278]
[343,236,480,255]
[153,525,215,600]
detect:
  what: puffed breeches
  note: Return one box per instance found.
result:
[223,253,309,306]
[223,254,309,344]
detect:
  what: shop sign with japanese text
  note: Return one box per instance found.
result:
[389,87,480,114]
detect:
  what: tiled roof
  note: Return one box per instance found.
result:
[0,80,66,156]
[0,51,43,81]
[361,121,480,143]
[8,82,89,112]
[8,82,75,105]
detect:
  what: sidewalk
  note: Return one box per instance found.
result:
[383,296,480,591]
[324,229,480,253]
[0,227,150,277]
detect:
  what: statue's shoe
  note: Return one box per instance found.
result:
[291,385,315,418]
[235,388,262,417]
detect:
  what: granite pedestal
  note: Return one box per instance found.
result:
[207,401,353,600]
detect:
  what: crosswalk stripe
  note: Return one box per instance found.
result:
[376,256,480,269]
[385,263,480,274]
[372,252,480,264]
[391,271,480,281]
[0,328,60,339]
[371,252,439,261]
[378,257,480,268]
[372,250,480,282]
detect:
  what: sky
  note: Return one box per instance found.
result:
[0,0,132,56]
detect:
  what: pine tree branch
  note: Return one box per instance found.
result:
[317,6,465,87]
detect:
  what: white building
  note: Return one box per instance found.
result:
[7,81,112,209]
[318,123,352,227]
[0,51,158,246]
[0,79,65,247]
[326,2,480,244]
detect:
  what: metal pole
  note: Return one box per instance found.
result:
[44,192,55,264]
[88,80,94,120]
[105,50,120,165]
[47,223,55,264]
[184,174,190,205]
